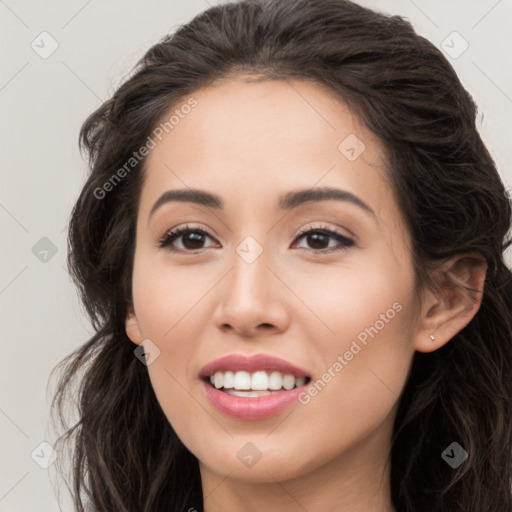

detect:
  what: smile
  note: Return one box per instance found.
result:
[208,370,308,395]
[199,354,312,420]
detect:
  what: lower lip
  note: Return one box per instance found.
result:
[201,379,308,420]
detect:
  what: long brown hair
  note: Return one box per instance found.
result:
[50,0,512,510]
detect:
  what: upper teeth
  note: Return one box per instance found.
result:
[209,371,306,391]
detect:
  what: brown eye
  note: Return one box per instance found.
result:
[157,224,354,254]
[158,226,217,252]
[292,225,354,253]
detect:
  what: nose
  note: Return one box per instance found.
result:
[211,245,290,338]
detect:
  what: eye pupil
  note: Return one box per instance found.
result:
[182,232,205,249]
[307,232,329,249]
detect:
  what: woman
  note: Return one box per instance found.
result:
[50,0,512,510]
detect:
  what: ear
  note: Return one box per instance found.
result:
[125,305,144,345]
[413,252,487,353]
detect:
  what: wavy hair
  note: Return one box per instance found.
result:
[50,0,512,510]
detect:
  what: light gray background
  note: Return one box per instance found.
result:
[1,1,511,510]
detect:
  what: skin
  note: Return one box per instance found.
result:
[125,76,487,512]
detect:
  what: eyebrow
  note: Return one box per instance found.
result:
[148,186,375,220]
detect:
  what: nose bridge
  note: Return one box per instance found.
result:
[229,233,272,303]
[212,228,288,335]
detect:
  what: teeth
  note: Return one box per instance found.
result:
[283,374,295,390]
[233,371,251,390]
[214,372,223,389]
[223,371,235,389]
[295,377,306,387]
[268,371,283,390]
[225,390,273,397]
[251,371,268,390]
[208,370,308,391]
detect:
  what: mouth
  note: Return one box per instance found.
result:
[198,354,312,420]
[202,371,311,397]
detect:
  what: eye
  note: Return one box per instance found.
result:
[158,225,218,252]
[157,223,355,254]
[291,224,354,253]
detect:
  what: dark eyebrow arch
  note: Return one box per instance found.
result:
[149,189,223,221]
[279,187,375,217]
[148,186,375,221]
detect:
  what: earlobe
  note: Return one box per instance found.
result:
[414,252,487,353]
[125,307,143,345]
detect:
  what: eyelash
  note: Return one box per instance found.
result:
[157,224,355,254]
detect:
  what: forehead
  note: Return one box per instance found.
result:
[141,76,392,220]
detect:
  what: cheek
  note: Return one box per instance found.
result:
[130,282,203,443]
[286,249,414,349]
[130,248,217,412]
[131,247,215,339]
[291,255,416,423]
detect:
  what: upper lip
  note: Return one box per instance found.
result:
[199,354,311,379]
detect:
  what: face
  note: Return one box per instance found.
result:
[125,76,422,484]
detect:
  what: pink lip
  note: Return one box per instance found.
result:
[198,353,311,420]
[199,353,310,379]
[200,380,308,420]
